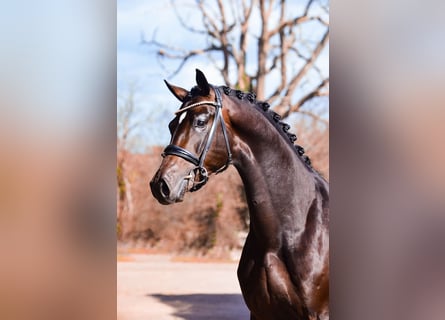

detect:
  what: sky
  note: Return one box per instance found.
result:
[117,0,329,149]
[117,0,222,148]
[117,1,221,103]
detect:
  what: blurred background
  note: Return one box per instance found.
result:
[117,0,329,256]
[0,1,116,319]
[0,0,444,319]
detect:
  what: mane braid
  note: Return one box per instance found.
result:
[220,86,312,168]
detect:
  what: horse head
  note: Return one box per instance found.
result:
[150,69,232,205]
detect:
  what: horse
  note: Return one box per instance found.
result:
[150,69,329,320]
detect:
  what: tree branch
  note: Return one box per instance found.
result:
[144,0,329,122]
[297,109,329,126]
[162,45,225,78]
[197,0,220,39]
[170,0,207,35]
[280,78,329,118]
[235,0,255,90]
[268,0,317,38]
[275,28,329,111]
[216,0,231,84]
[278,0,288,94]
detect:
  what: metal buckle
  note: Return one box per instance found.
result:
[190,167,208,192]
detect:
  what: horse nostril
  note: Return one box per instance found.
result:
[159,179,170,198]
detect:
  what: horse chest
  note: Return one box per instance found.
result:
[237,250,311,320]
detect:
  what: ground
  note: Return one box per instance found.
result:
[117,252,250,320]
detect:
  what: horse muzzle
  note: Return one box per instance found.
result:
[150,169,192,205]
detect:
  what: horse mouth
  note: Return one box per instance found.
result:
[161,177,190,204]
[174,171,198,202]
[177,178,189,202]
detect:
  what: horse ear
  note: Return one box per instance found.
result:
[195,69,210,96]
[164,80,189,102]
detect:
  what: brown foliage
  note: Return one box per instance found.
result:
[118,119,328,255]
[293,117,329,179]
[118,147,248,256]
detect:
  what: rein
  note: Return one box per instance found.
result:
[162,85,232,192]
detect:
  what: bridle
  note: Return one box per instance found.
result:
[162,85,232,192]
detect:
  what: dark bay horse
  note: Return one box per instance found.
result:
[150,69,329,320]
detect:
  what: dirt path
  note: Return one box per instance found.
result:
[117,254,250,320]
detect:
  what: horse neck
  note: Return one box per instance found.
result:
[228,100,319,251]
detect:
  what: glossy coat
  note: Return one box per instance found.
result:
[150,70,329,319]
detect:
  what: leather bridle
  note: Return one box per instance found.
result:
[162,85,232,192]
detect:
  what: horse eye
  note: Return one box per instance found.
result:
[194,117,208,128]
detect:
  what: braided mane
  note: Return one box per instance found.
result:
[220,86,312,168]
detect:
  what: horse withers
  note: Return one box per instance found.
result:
[150,69,329,320]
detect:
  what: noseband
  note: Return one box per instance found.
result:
[162,85,232,192]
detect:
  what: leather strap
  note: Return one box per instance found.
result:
[162,144,199,166]
[161,85,232,192]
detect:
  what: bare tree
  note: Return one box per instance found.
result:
[143,0,329,120]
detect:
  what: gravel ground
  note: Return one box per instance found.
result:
[117,254,250,320]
